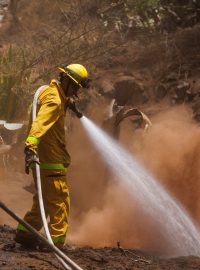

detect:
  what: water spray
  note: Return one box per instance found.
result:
[80,116,200,257]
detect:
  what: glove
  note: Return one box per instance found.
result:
[67,101,83,119]
[24,147,40,174]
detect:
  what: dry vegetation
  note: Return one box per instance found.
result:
[0,0,200,121]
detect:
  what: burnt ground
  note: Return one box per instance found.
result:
[0,225,200,270]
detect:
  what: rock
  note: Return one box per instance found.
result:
[192,97,200,122]
[171,81,190,103]
[113,79,148,106]
[164,72,178,82]
[155,83,168,100]
[0,0,9,8]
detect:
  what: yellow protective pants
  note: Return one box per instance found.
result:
[17,169,70,245]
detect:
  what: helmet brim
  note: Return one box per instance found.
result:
[58,67,82,88]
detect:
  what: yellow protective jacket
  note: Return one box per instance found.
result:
[26,80,71,170]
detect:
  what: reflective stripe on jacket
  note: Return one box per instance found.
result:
[26,80,71,168]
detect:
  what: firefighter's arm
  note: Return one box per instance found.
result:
[25,92,62,152]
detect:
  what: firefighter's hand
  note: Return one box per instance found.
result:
[24,147,40,174]
[68,101,83,118]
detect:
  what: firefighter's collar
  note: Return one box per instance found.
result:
[50,79,68,102]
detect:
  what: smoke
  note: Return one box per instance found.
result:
[68,105,200,255]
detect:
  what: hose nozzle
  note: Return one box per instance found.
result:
[68,101,83,118]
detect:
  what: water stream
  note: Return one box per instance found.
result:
[81,116,200,257]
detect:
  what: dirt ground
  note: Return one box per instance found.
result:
[1,225,200,270]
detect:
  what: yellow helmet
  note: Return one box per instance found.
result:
[58,64,89,88]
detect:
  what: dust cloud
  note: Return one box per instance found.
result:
[132,106,200,221]
[0,170,32,227]
[68,105,200,255]
[0,103,199,255]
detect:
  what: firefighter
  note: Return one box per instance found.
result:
[15,64,90,249]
